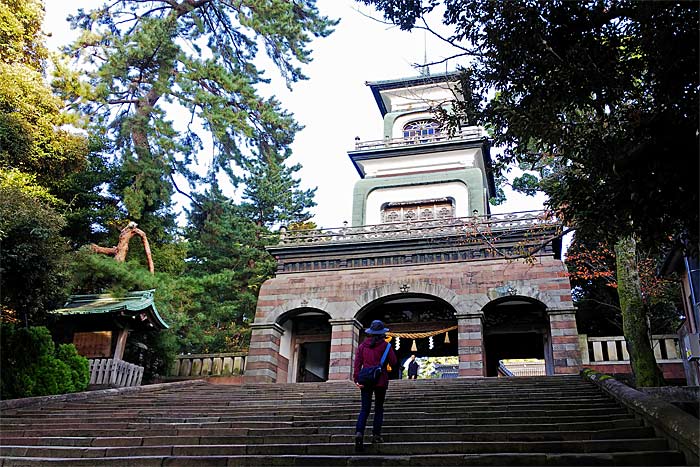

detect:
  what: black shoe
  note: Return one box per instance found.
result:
[354,432,364,453]
[371,434,384,444]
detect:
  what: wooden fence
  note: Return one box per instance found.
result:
[580,334,682,364]
[170,352,247,378]
[89,358,144,387]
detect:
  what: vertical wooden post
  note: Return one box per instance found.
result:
[113,328,130,361]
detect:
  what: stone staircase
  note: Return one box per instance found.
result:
[0,375,690,465]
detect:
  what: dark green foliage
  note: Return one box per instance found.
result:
[362,0,698,386]
[56,343,90,392]
[51,148,122,249]
[69,224,263,381]
[240,154,316,228]
[368,0,698,247]
[123,328,179,384]
[0,324,89,399]
[0,171,70,325]
[3,0,330,364]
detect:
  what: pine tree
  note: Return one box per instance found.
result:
[55,0,335,240]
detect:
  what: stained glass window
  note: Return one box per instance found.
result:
[403,120,441,140]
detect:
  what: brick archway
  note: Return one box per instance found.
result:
[353,281,463,320]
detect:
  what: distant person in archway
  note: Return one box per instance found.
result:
[353,320,397,453]
[407,354,419,379]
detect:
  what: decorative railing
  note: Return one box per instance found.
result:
[277,210,559,247]
[353,127,487,151]
[433,363,459,379]
[88,358,143,387]
[499,360,546,376]
[170,352,247,378]
[580,334,682,364]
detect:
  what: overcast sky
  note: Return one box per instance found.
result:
[43,0,545,229]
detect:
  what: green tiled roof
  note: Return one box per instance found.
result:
[51,289,169,329]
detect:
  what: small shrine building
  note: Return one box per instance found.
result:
[51,290,169,361]
[246,73,581,383]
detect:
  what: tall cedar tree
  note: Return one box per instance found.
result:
[361,0,699,386]
[185,187,276,342]
[55,0,334,242]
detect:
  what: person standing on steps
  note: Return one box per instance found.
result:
[353,320,397,453]
[407,354,419,380]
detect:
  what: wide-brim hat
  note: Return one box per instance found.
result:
[365,319,390,335]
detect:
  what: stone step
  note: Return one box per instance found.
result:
[0,450,688,466]
[0,437,671,458]
[46,394,611,409]
[0,418,644,439]
[0,407,630,426]
[8,399,618,416]
[0,376,688,466]
[0,413,640,432]
[3,402,625,418]
[0,426,657,447]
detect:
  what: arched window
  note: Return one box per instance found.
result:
[403,120,441,140]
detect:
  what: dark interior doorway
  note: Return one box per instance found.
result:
[297,341,330,382]
[482,296,551,377]
[484,332,544,376]
[278,310,331,383]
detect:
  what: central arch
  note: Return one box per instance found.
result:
[356,292,458,379]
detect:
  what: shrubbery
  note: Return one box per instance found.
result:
[0,325,89,399]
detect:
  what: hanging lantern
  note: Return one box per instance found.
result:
[395,336,401,350]
[428,335,434,350]
[444,332,450,344]
[411,339,417,352]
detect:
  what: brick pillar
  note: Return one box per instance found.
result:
[328,319,362,381]
[548,309,582,374]
[457,312,486,377]
[245,322,284,382]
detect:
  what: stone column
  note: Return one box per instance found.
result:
[456,311,486,377]
[245,322,284,382]
[548,309,581,374]
[328,319,362,381]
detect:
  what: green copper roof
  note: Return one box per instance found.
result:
[51,290,169,329]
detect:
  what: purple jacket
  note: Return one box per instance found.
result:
[353,338,397,388]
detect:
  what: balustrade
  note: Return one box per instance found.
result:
[171,352,247,378]
[278,210,559,246]
[353,127,486,150]
[581,334,682,364]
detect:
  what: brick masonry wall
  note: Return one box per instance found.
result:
[328,320,361,380]
[549,311,582,374]
[457,314,486,377]
[586,363,686,381]
[256,256,572,323]
[249,255,575,382]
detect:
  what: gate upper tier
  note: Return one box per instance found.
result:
[269,210,564,274]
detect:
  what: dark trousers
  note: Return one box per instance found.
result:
[355,386,387,435]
